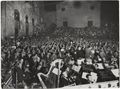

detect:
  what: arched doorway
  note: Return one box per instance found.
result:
[25,15,29,37]
[32,18,35,36]
[14,9,20,40]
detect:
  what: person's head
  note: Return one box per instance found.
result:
[66,67,70,72]
[86,72,97,83]
[78,46,81,50]
[21,51,26,57]
[28,53,31,57]
[86,73,91,80]
[25,65,30,72]
[66,52,71,57]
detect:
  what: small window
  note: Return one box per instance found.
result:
[63,21,68,27]
[90,6,95,10]
[61,8,65,11]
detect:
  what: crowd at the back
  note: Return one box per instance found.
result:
[53,26,118,40]
[1,27,119,88]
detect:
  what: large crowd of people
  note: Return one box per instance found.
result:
[53,26,118,40]
[1,26,119,88]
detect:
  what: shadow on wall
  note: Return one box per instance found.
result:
[1,1,42,39]
[46,23,57,34]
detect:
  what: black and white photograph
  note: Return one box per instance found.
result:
[1,0,119,89]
